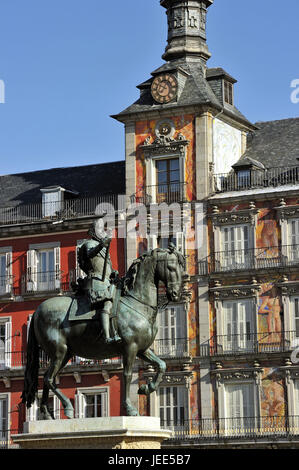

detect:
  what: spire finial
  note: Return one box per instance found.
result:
[160,0,213,63]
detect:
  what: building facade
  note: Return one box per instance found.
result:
[1,0,299,449]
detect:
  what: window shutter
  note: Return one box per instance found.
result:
[5,251,12,294]
[101,391,109,417]
[294,298,299,338]
[5,321,12,368]
[147,235,157,251]
[176,232,185,256]
[54,247,60,289]
[75,393,85,419]
[53,397,61,420]
[27,250,37,292]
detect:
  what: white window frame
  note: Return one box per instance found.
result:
[27,242,60,292]
[215,298,257,353]
[154,385,189,433]
[145,154,185,204]
[76,239,87,279]
[0,393,10,445]
[219,299,256,354]
[155,304,188,357]
[41,188,64,218]
[75,387,109,419]
[147,232,185,255]
[222,381,258,435]
[218,224,253,271]
[0,247,12,296]
[0,317,12,369]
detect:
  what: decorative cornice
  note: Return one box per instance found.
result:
[141,133,189,159]
[277,280,299,296]
[275,204,299,221]
[211,364,263,387]
[211,283,262,300]
[210,208,259,227]
[144,370,193,389]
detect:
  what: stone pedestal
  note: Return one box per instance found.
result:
[12,417,172,449]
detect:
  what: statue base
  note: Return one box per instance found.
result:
[12,417,172,449]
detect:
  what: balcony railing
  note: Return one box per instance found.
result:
[131,182,187,205]
[213,165,299,193]
[0,275,14,297]
[0,351,122,370]
[0,193,124,227]
[201,245,299,275]
[162,416,299,442]
[153,338,190,358]
[201,331,297,357]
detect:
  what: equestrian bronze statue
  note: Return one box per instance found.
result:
[21,219,185,419]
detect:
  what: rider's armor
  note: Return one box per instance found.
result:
[77,223,121,344]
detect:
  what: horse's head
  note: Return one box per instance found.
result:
[154,244,185,302]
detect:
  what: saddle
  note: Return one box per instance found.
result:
[68,283,122,322]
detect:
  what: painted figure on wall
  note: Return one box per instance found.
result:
[259,284,282,338]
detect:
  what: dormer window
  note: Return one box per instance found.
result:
[41,187,63,217]
[224,80,234,106]
[40,186,79,218]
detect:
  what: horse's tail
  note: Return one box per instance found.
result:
[21,311,40,408]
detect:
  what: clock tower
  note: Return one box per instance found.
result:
[112,0,257,422]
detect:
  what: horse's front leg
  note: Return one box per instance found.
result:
[123,343,139,416]
[137,349,166,395]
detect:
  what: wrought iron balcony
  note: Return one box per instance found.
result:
[153,338,190,358]
[201,245,299,275]
[213,165,299,193]
[0,350,122,370]
[0,193,124,227]
[201,331,297,357]
[130,182,187,205]
[0,275,14,298]
[21,270,65,296]
[162,416,299,442]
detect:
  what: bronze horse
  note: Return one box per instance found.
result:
[21,247,184,419]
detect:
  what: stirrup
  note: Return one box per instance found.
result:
[105,335,121,344]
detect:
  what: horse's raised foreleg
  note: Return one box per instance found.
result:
[44,348,74,419]
[123,343,138,416]
[137,349,166,395]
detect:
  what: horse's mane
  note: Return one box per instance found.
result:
[122,252,151,296]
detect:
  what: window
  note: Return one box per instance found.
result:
[290,297,299,347]
[26,244,60,292]
[0,319,12,369]
[159,386,188,431]
[0,396,8,446]
[222,300,254,353]
[237,170,251,189]
[225,383,255,433]
[148,232,185,254]
[288,219,299,261]
[221,225,251,270]
[41,189,63,217]
[156,158,180,203]
[224,81,234,105]
[0,249,12,296]
[156,305,187,357]
[75,388,109,419]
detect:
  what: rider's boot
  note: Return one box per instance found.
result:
[101,303,121,344]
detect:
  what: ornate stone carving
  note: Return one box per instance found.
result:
[211,208,259,227]
[141,133,189,160]
[277,280,299,296]
[211,283,262,301]
[213,365,264,388]
[276,204,299,222]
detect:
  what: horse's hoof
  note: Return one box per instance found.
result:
[123,403,139,416]
[64,408,74,419]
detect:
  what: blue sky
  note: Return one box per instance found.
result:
[0,0,298,176]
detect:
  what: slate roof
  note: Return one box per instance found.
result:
[0,161,125,208]
[239,118,299,169]
[112,60,255,130]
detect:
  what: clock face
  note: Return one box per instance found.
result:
[151,74,178,104]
